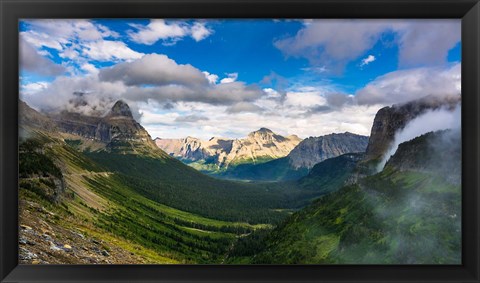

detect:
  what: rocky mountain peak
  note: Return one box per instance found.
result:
[249,128,273,137]
[109,100,133,118]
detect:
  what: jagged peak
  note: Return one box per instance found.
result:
[249,127,274,136]
[109,100,133,118]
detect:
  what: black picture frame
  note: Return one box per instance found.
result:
[1,0,479,282]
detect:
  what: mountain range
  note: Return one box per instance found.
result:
[155,128,369,181]
[155,128,302,170]
[18,94,461,265]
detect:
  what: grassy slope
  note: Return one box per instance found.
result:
[85,151,299,224]
[235,167,460,264]
[19,133,276,263]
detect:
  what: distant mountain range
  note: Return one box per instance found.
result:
[155,128,302,170]
[156,128,369,181]
[217,132,369,181]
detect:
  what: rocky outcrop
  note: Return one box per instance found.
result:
[50,111,101,139]
[364,95,460,161]
[155,128,302,168]
[287,132,369,169]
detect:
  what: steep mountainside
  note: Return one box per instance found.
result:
[19,101,58,132]
[49,100,157,154]
[155,128,302,171]
[385,129,461,184]
[219,132,368,181]
[364,95,460,162]
[229,129,461,264]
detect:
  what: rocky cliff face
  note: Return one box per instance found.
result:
[287,132,369,169]
[364,95,460,161]
[155,128,302,168]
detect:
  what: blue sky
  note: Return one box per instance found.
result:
[19,19,461,139]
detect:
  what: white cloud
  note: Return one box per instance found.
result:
[190,22,213,41]
[220,73,238,84]
[141,99,379,140]
[355,63,461,105]
[20,81,50,96]
[82,40,144,62]
[263,88,281,98]
[128,20,187,45]
[394,20,460,67]
[360,55,376,67]
[81,63,99,75]
[128,20,212,45]
[21,19,141,66]
[284,89,327,108]
[21,30,66,51]
[275,19,460,72]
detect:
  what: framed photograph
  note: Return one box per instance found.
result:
[1,0,479,282]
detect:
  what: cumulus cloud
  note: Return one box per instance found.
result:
[190,22,213,41]
[21,75,126,116]
[275,19,460,72]
[81,40,144,62]
[220,73,239,84]
[128,20,212,45]
[22,53,265,119]
[355,63,461,106]
[99,54,207,86]
[284,87,327,108]
[20,81,50,96]
[274,20,389,72]
[20,38,66,76]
